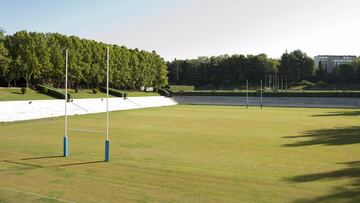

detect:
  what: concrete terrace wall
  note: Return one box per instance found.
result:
[0,96,177,122]
[173,96,360,108]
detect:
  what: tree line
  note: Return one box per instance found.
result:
[168,50,360,87]
[0,29,168,89]
[316,59,360,84]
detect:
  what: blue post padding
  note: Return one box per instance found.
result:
[105,140,110,162]
[63,136,68,157]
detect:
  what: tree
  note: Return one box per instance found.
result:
[6,31,42,87]
[0,30,169,89]
[352,58,360,83]
[32,32,52,84]
[0,34,12,87]
[279,50,314,83]
[47,33,65,88]
[335,63,356,83]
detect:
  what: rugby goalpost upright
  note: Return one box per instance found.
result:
[63,47,110,162]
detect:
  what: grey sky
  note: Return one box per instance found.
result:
[102,0,360,60]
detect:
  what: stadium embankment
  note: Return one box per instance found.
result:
[0,96,177,122]
[2,96,360,122]
[173,96,360,108]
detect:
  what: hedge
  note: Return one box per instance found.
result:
[35,84,68,99]
[173,91,360,98]
[99,87,124,97]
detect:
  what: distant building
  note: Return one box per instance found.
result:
[314,55,356,73]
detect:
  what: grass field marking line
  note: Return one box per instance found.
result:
[0,186,76,203]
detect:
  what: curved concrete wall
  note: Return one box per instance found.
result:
[173,96,360,108]
[0,96,177,122]
[2,96,359,122]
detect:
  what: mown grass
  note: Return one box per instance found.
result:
[0,105,359,202]
[65,89,114,99]
[59,89,159,99]
[0,88,55,101]
[123,91,160,97]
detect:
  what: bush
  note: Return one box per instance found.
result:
[36,84,67,99]
[21,87,27,94]
[74,87,79,93]
[92,88,98,94]
[99,87,124,97]
[123,92,127,99]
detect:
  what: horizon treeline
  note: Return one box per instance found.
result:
[0,30,168,89]
[167,50,360,87]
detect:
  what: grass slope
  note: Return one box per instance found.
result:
[67,89,159,99]
[0,106,359,202]
[0,88,160,101]
[0,88,54,101]
[124,91,160,97]
[66,89,113,99]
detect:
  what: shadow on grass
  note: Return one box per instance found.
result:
[21,155,63,160]
[284,127,360,202]
[54,160,105,167]
[289,161,360,203]
[11,91,22,95]
[283,126,360,146]
[4,160,43,168]
[1,155,105,170]
[313,111,360,117]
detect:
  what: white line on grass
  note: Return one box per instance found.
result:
[0,186,76,203]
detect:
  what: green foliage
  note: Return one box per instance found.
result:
[1,31,168,89]
[0,36,12,87]
[92,88,98,94]
[334,63,357,83]
[168,54,278,86]
[36,84,66,99]
[21,87,27,94]
[100,87,124,97]
[279,50,315,83]
[74,87,79,93]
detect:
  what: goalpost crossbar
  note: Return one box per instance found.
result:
[63,47,110,162]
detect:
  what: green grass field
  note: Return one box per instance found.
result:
[0,88,160,101]
[124,91,160,97]
[0,88,55,101]
[65,89,114,99]
[66,89,159,99]
[0,105,359,202]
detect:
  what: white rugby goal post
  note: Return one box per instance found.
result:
[63,47,110,162]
